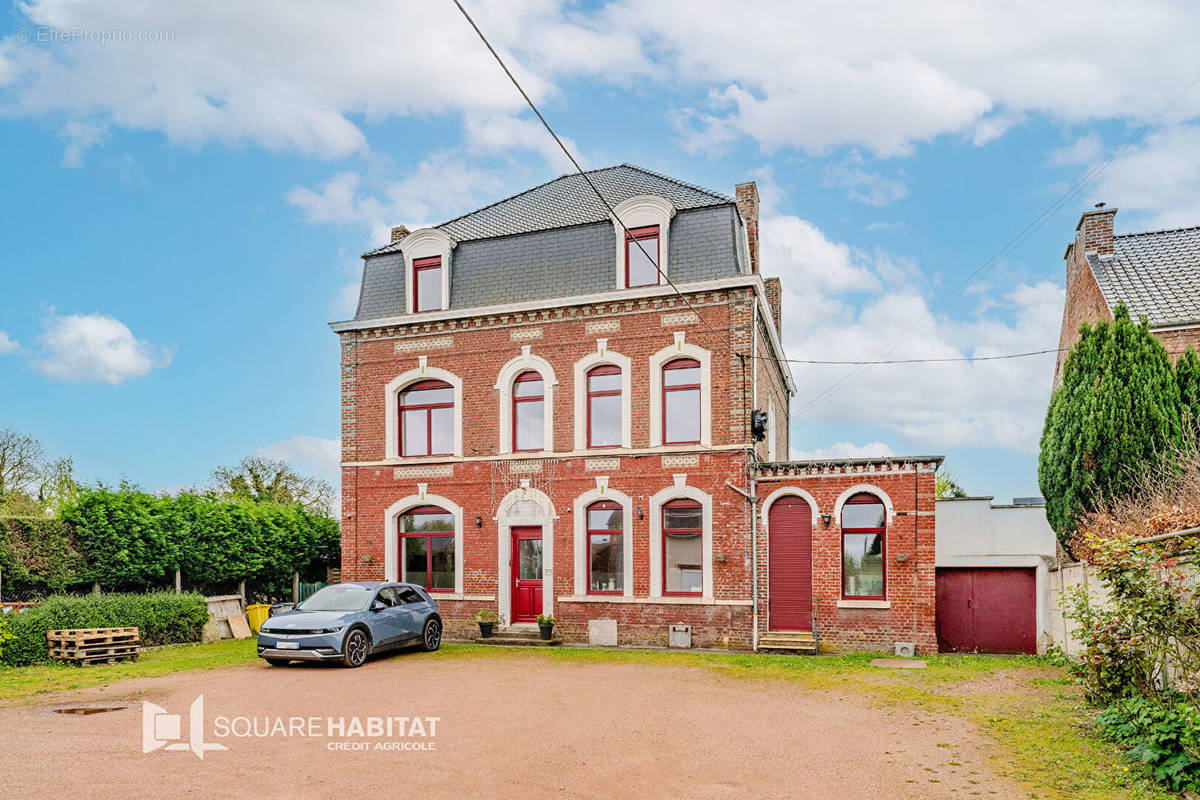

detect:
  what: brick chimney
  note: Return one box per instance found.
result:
[1064,206,1116,295]
[390,224,410,243]
[735,181,760,274]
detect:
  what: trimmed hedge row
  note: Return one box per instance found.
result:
[1,592,209,667]
[0,485,339,598]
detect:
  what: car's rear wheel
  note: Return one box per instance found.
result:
[342,628,369,668]
[265,658,290,666]
[422,618,442,652]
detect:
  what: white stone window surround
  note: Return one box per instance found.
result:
[573,339,633,450]
[572,478,634,598]
[494,345,558,455]
[384,356,464,459]
[832,484,896,523]
[759,486,821,532]
[611,195,676,289]
[495,483,557,626]
[383,488,464,594]
[399,228,456,314]
[648,332,712,447]
[648,476,714,600]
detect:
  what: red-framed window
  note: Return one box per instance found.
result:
[841,493,886,599]
[587,500,624,594]
[412,256,443,313]
[512,371,545,452]
[662,498,703,596]
[399,379,453,457]
[399,505,455,592]
[625,225,660,288]
[586,364,622,448]
[662,357,701,444]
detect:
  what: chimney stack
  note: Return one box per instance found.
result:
[735,181,760,274]
[390,225,410,243]
[1076,206,1116,256]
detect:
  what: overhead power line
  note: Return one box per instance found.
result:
[784,347,1065,365]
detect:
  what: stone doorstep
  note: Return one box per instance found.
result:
[472,636,562,647]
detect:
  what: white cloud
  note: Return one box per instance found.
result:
[5,1,1200,167]
[256,435,340,485]
[0,330,19,355]
[333,281,360,318]
[822,152,909,206]
[1086,124,1200,229]
[765,210,1064,455]
[791,441,895,461]
[1050,132,1103,166]
[57,119,106,167]
[33,313,172,383]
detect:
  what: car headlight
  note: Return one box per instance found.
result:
[313,627,343,634]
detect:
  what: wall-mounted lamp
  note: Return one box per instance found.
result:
[819,512,833,529]
[474,514,483,528]
[636,506,644,520]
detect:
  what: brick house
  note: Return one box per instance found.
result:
[331,164,938,652]
[1054,206,1200,387]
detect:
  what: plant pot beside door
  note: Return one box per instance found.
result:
[473,609,499,639]
[536,614,555,641]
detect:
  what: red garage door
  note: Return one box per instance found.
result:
[936,568,1036,654]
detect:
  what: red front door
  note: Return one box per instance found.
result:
[768,496,813,631]
[511,527,543,623]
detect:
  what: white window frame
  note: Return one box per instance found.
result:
[611,195,675,289]
[400,228,455,315]
[648,332,712,447]
[648,477,713,600]
[573,339,632,450]
[385,357,463,459]
[495,345,557,455]
[572,478,634,598]
[383,489,464,595]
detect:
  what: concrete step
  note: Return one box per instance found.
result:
[759,631,817,654]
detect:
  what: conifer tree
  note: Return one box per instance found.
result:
[1176,347,1200,441]
[1038,303,1182,546]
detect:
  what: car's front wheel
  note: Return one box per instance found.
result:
[342,627,370,667]
[422,618,442,652]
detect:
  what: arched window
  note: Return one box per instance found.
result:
[841,493,886,599]
[662,358,701,444]
[586,500,624,594]
[663,498,703,596]
[587,365,622,448]
[398,505,455,592]
[512,371,545,452]
[399,380,454,457]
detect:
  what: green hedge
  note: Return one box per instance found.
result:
[1,592,209,667]
[0,517,88,597]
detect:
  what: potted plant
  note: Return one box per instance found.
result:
[536,613,555,641]
[473,608,499,638]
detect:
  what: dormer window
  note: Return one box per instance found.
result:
[625,226,660,288]
[413,256,443,313]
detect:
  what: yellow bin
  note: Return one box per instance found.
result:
[246,604,270,633]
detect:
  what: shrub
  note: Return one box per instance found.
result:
[1098,695,1200,793]
[0,517,87,598]
[0,615,14,662]
[0,592,209,667]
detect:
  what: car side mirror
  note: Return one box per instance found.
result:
[370,600,386,612]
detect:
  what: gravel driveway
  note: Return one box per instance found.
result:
[0,648,1027,800]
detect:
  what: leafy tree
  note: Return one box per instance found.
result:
[211,456,334,514]
[0,428,44,503]
[935,468,968,498]
[1039,303,1182,547]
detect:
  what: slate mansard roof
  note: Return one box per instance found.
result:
[1089,226,1200,327]
[350,164,748,322]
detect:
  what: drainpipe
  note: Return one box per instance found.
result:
[750,297,760,651]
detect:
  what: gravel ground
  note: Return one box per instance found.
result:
[0,649,1028,800]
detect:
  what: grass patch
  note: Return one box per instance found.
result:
[0,638,258,704]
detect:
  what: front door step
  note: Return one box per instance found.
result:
[758,630,817,654]
[474,627,561,646]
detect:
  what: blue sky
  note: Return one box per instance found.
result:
[3,1,1200,503]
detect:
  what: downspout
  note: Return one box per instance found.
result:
[750,298,760,652]
[912,458,919,650]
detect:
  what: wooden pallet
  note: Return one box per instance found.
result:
[47,627,140,665]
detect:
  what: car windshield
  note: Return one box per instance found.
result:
[296,585,373,612]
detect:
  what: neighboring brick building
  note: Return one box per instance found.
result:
[1054,206,1200,387]
[331,164,939,652]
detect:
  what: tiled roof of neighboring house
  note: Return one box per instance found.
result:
[364,163,732,255]
[1090,226,1200,327]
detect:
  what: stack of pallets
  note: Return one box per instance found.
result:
[46,627,140,666]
